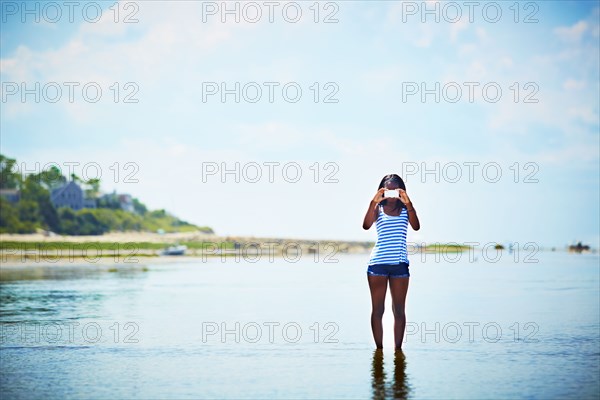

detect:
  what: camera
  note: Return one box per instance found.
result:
[384,190,399,198]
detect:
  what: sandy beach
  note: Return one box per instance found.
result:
[0,231,374,268]
[0,231,219,244]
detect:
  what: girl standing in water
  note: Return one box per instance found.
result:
[362,174,420,349]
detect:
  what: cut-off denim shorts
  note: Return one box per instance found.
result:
[367,262,410,278]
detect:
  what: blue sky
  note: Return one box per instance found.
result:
[1,0,599,248]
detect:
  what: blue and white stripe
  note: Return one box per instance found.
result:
[368,204,409,266]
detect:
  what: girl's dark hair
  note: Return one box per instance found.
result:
[377,174,406,211]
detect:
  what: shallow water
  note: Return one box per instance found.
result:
[1,251,598,399]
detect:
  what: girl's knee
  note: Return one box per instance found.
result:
[392,304,405,319]
[372,306,385,319]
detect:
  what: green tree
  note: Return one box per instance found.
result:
[78,210,108,235]
[17,200,41,232]
[0,154,21,189]
[34,166,66,190]
[97,191,120,209]
[132,198,147,215]
[84,178,101,199]
[0,198,23,233]
[57,207,78,235]
[21,175,60,232]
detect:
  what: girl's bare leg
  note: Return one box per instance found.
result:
[367,275,389,349]
[389,277,410,349]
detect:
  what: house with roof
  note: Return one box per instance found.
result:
[50,181,97,210]
[97,191,136,213]
[117,194,134,213]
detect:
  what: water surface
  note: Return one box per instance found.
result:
[1,251,598,399]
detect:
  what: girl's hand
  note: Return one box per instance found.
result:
[371,188,386,205]
[398,189,411,205]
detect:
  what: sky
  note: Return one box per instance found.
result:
[1,0,599,248]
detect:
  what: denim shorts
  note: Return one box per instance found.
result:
[367,262,410,278]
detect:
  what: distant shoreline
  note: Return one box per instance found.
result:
[1,232,593,268]
[0,231,374,266]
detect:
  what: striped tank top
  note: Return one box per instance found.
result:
[368,204,410,266]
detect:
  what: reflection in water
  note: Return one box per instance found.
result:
[392,350,410,399]
[371,349,386,399]
[0,265,149,282]
[371,349,410,400]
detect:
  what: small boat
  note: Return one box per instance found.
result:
[162,245,187,256]
[568,242,590,253]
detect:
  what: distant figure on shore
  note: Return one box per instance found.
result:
[362,174,421,350]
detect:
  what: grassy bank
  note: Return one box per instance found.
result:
[0,240,235,251]
[424,243,473,252]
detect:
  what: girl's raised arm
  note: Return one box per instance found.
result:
[363,188,385,230]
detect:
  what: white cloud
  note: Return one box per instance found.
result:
[555,20,588,42]
[458,43,477,56]
[415,23,435,48]
[449,18,469,42]
[563,78,586,91]
[474,27,488,42]
[79,6,129,37]
[0,46,36,82]
[0,1,249,123]
[465,60,487,80]
[500,57,513,69]
[568,107,599,125]
[535,142,599,165]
